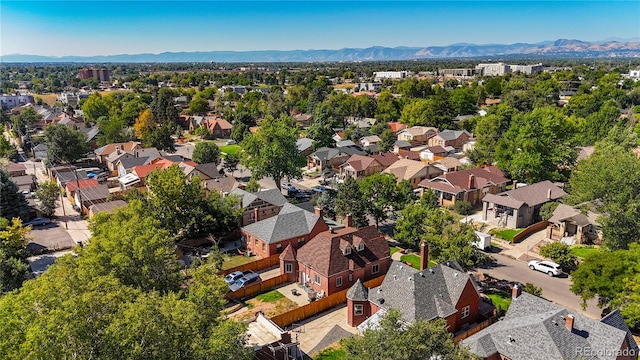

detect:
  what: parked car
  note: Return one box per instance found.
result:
[312,185,327,193]
[21,190,35,199]
[528,260,563,277]
[228,272,262,292]
[226,140,237,145]
[224,271,244,285]
[282,183,298,194]
[24,217,52,227]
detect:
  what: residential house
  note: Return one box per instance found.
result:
[359,135,381,148]
[32,144,48,161]
[293,113,313,127]
[242,204,329,259]
[481,181,567,228]
[427,130,472,150]
[349,252,486,334]
[419,145,448,162]
[546,204,602,244]
[433,157,463,174]
[397,126,437,143]
[372,153,399,169]
[393,140,412,153]
[296,138,314,156]
[65,178,99,204]
[88,200,127,219]
[461,290,638,360]
[54,170,88,189]
[203,118,233,138]
[339,154,384,180]
[383,159,443,188]
[6,163,27,177]
[10,175,35,193]
[94,141,141,165]
[203,176,240,196]
[74,184,110,214]
[336,140,358,148]
[248,313,299,360]
[387,122,407,134]
[308,147,366,172]
[106,147,161,173]
[189,162,221,180]
[419,167,510,207]
[231,188,289,226]
[285,223,390,297]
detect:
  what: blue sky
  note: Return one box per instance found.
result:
[1,1,638,56]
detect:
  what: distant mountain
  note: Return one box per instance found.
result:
[2,39,639,63]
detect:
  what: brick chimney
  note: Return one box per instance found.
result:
[253,207,260,223]
[547,188,552,199]
[512,284,521,299]
[420,242,429,271]
[345,214,353,228]
[468,174,475,189]
[565,314,574,331]
[314,206,323,218]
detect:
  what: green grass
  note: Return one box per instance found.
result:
[219,144,241,156]
[570,245,600,259]
[400,254,437,269]
[255,290,285,303]
[390,246,402,256]
[314,347,347,360]
[221,255,255,270]
[485,290,512,310]
[490,228,524,242]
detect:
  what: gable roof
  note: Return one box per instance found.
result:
[360,135,381,144]
[296,138,313,152]
[394,140,412,149]
[435,157,462,170]
[230,188,288,208]
[388,122,407,133]
[194,162,221,179]
[132,163,162,178]
[242,203,326,244]
[76,184,110,202]
[372,153,400,168]
[296,226,389,277]
[547,203,600,227]
[118,156,150,170]
[383,158,430,181]
[94,141,140,156]
[203,176,239,194]
[420,167,510,194]
[483,181,566,209]
[422,145,447,154]
[461,292,637,360]
[204,118,233,130]
[368,261,475,323]
[65,178,99,193]
[434,129,471,141]
[399,126,437,137]
[342,154,380,172]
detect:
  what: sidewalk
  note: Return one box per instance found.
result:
[499,229,548,261]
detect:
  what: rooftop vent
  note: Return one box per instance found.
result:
[429,268,435,274]
[507,336,515,343]
[377,288,382,293]
[379,298,385,304]
[419,272,425,277]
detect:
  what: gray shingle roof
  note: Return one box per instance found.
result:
[368,261,474,323]
[436,129,471,141]
[118,156,149,170]
[231,188,288,208]
[241,203,323,244]
[484,181,567,209]
[347,279,369,301]
[461,292,635,360]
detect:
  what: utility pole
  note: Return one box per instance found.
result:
[57,172,68,229]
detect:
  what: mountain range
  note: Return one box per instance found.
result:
[2,39,639,63]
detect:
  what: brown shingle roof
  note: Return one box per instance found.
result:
[342,154,378,172]
[296,226,389,277]
[383,159,429,182]
[419,167,509,193]
[372,153,400,168]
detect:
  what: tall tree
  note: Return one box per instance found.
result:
[341,309,474,360]
[377,129,396,153]
[375,90,401,122]
[35,181,59,218]
[240,115,305,190]
[150,88,179,124]
[449,87,478,115]
[134,109,156,139]
[222,152,240,174]
[0,169,29,221]
[82,93,110,122]
[44,124,90,165]
[191,142,221,165]
[0,217,31,293]
[359,173,398,227]
[335,176,369,228]
[188,96,209,115]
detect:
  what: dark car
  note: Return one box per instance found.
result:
[24,218,52,227]
[312,185,327,193]
[228,272,262,292]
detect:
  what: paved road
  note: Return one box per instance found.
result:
[478,252,601,319]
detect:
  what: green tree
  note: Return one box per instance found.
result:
[341,309,473,360]
[377,129,396,153]
[394,201,433,248]
[359,173,398,227]
[150,88,179,124]
[313,190,337,220]
[335,177,369,228]
[244,176,261,192]
[453,200,473,216]
[539,242,577,272]
[539,201,559,221]
[11,107,41,135]
[523,282,543,297]
[222,152,241,174]
[44,124,90,164]
[146,123,176,152]
[35,181,59,218]
[120,98,148,126]
[97,116,128,146]
[307,104,337,149]
[0,136,18,161]
[82,93,110,122]
[449,87,478,115]
[188,96,209,115]
[0,169,29,221]
[240,115,305,190]
[375,90,401,122]
[191,142,221,165]
[230,121,249,143]
[0,217,31,293]
[399,96,454,129]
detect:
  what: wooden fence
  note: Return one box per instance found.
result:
[270,275,386,329]
[453,317,495,343]
[221,254,281,276]
[225,273,289,301]
[513,220,549,243]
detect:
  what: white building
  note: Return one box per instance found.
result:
[373,71,412,81]
[510,63,544,74]
[476,63,510,76]
[0,94,34,109]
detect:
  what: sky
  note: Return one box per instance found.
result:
[1,1,639,56]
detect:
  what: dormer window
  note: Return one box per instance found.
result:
[357,243,364,251]
[344,247,351,255]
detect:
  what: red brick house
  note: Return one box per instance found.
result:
[203,118,233,138]
[289,222,390,297]
[419,166,509,207]
[427,130,472,150]
[242,204,329,259]
[348,244,482,334]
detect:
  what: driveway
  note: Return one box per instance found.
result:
[26,221,76,254]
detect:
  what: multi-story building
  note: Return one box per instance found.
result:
[0,94,34,109]
[476,63,511,76]
[439,68,482,78]
[510,63,544,74]
[77,67,111,82]
[373,71,412,81]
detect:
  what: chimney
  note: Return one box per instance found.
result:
[345,214,353,228]
[547,188,552,199]
[314,206,323,218]
[468,174,475,189]
[253,207,259,222]
[565,314,574,331]
[512,284,521,299]
[116,148,121,155]
[419,242,429,271]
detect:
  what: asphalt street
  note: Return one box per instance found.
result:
[478,252,601,319]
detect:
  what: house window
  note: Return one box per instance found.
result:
[254,239,258,246]
[344,247,351,255]
[285,263,293,273]
[461,305,470,319]
[262,243,266,251]
[336,276,343,287]
[276,244,282,252]
[314,274,321,285]
[298,238,305,245]
[372,264,380,274]
[356,243,364,252]
[349,273,353,282]
[354,304,363,316]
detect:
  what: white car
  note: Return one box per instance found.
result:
[528,260,563,277]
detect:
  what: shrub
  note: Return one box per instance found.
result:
[523,282,542,297]
[453,201,473,216]
[539,242,578,272]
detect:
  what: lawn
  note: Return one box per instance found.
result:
[219,144,241,156]
[400,254,437,269]
[221,254,255,270]
[314,347,347,360]
[570,245,600,259]
[230,290,298,321]
[389,246,402,256]
[255,290,284,303]
[485,290,512,311]
[490,228,524,242]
